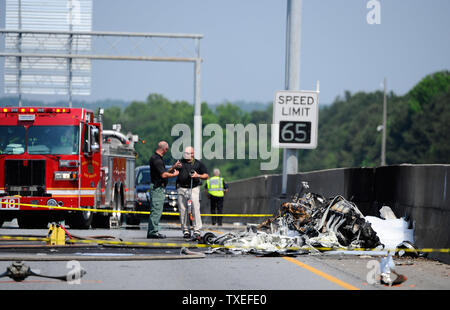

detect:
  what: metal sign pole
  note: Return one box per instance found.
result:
[282,0,302,195]
[381,77,387,166]
[193,38,202,159]
[1,29,203,107]
[68,0,74,108]
[17,0,22,107]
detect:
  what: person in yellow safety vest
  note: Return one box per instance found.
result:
[205,168,228,226]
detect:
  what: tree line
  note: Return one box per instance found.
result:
[1,70,448,182]
[103,70,450,181]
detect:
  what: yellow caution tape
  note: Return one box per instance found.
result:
[2,201,446,254]
[0,235,448,254]
[0,200,149,215]
[0,235,49,242]
[201,213,273,217]
[312,246,450,254]
[0,200,272,217]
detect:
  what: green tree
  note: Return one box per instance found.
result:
[98,70,450,181]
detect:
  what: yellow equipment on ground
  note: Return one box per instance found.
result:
[47,223,66,246]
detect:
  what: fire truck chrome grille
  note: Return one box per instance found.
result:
[4,159,46,196]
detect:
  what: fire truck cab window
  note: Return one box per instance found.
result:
[91,125,100,152]
[0,126,25,154]
[82,124,100,154]
[82,124,89,153]
[27,126,79,155]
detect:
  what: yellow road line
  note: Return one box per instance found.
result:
[210,227,359,290]
[282,256,360,290]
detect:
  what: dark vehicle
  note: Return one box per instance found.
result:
[135,165,151,213]
[134,165,178,217]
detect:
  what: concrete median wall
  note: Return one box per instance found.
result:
[200,164,450,263]
[372,165,450,263]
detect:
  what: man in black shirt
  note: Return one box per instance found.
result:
[176,146,208,240]
[147,141,180,239]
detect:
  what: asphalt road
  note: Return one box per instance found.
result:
[0,218,449,295]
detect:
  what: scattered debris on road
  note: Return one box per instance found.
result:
[206,191,383,256]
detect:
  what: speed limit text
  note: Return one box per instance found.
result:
[281,106,311,117]
[276,94,315,117]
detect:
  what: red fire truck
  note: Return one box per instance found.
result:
[0,106,139,229]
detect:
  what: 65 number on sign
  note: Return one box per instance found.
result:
[279,121,311,144]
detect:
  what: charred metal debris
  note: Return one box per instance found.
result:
[206,191,382,256]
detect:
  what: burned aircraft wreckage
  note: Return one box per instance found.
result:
[205,190,382,256]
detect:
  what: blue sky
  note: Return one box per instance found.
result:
[1,0,450,106]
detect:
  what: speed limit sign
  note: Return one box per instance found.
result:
[272,90,319,149]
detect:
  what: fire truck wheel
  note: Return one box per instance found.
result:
[111,192,123,227]
[68,209,94,229]
[125,214,141,226]
[17,213,49,229]
[91,213,111,228]
[91,193,123,229]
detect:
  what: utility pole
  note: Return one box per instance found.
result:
[193,38,202,159]
[281,0,302,194]
[17,0,22,107]
[68,0,74,108]
[381,77,387,166]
